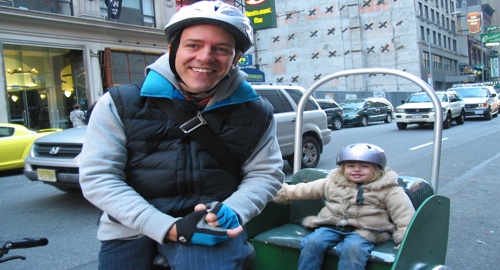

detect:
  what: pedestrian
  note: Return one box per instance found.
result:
[69,103,85,127]
[274,143,415,270]
[79,1,284,270]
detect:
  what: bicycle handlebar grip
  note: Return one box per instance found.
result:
[6,238,48,249]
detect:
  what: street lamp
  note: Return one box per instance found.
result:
[479,12,485,82]
[428,34,434,89]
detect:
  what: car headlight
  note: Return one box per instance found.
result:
[395,108,404,113]
[429,107,446,112]
[476,103,488,108]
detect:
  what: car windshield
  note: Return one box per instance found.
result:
[406,93,446,103]
[339,100,364,109]
[453,88,488,98]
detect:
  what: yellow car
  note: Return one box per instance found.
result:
[0,123,61,171]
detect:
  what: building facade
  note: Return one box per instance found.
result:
[251,0,472,105]
[1,0,495,129]
[0,0,177,129]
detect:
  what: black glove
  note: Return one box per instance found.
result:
[175,209,228,246]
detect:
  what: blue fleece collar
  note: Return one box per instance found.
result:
[140,70,260,110]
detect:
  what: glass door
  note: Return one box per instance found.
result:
[4,45,87,129]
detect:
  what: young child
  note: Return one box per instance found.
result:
[274,143,415,270]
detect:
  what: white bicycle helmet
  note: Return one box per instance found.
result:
[164,1,253,53]
[336,143,387,169]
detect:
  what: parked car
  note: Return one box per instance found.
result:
[394,91,465,130]
[0,123,60,171]
[339,97,394,127]
[315,99,344,130]
[23,126,86,192]
[447,83,499,120]
[252,83,331,169]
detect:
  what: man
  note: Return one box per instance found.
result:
[79,1,284,270]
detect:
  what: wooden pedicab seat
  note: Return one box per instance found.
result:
[246,168,450,270]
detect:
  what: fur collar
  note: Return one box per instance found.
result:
[328,167,399,190]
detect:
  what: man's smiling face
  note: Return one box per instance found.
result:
[174,24,240,95]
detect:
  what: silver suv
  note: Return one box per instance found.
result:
[24,126,85,192]
[447,83,499,120]
[252,83,331,168]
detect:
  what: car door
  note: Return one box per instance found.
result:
[0,127,30,168]
[448,93,460,117]
[364,100,378,122]
[255,88,296,156]
[487,88,499,113]
[374,100,387,121]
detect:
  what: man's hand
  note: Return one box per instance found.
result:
[174,209,228,246]
[196,202,243,238]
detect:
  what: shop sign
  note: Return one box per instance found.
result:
[491,57,499,78]
[245,0,277,30]
[481,32,500,46]
[486,26,500,32]
[238,54,253,66]
[242,68,265,82]
[466,12,482,34]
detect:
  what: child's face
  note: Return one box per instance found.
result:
[343,162,377,184]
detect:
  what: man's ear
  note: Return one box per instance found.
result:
[168,44,172,52]
[232,52,243,68]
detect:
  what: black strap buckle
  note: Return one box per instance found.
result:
[179,112,207,134]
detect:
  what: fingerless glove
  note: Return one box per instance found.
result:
[175,209,228,246]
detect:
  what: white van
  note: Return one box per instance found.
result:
[447,83,499,120]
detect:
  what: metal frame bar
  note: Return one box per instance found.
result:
[293,68,443,193]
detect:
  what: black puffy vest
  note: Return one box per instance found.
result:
[108,82,273,216]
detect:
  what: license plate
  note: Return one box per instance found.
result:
[475,111,483,115]
[37,169,57,182]
[411,115,423,119]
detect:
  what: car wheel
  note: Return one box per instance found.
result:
[287,136,321,169]
[332,117,342,130]
[384,113,392,123]
[456,110,465,125]
[484,108,492,120]
[360,116,368,127]
[443,112,452,129]
[397,123,407,130]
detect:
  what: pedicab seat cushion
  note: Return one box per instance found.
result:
[248,168,435,265]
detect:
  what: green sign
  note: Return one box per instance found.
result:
[481,32,500,44]
[245,0,277,30]
[242,68,265,82]
[238,54,253,66]
[486,26,500,32]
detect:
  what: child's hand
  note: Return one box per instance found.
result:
[273,183,290,204]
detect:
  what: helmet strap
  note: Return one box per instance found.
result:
[169,34,182,81]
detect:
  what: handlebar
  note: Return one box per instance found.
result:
[0,237,48,264]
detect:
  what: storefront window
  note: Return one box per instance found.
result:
[102,48,161,89]
[4,44,86,129]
